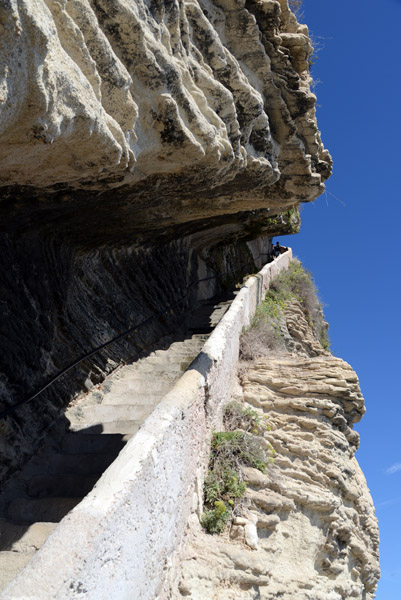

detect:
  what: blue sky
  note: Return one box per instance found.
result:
[278,1,401,597]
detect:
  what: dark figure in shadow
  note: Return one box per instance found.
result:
[273,241,286,258]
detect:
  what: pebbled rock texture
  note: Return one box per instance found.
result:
[172,302,380,599]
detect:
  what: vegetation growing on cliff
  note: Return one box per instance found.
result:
[240,259,330,360]
[288,0,303,17]
[201,403,275,534]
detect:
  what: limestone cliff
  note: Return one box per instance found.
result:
[0,0,330,233]
[0,0,331,484]
[0,2,379,597]
[171,298,380,599]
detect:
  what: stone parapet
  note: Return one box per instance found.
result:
[1,250,292,600]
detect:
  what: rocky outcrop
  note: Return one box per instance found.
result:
[2,3,376,596]
[172,303,380,599]
[0,1,330,485]
[0,0,331,239]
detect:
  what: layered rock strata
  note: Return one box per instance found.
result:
[172,302,380,599]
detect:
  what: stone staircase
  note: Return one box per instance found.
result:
[0,294,233,591]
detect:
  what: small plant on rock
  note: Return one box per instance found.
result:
[201,406,275,534]
[268,259,330,349]
[239,259,330,360]
[201,500,230,534]
[289,0,303,14]
[223,401,270,436]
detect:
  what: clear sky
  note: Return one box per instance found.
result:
[278,1,401,598]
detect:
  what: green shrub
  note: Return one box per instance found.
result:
[211,430,269,473]
[240,259,330,359]
[201,501,230,534]
[267,260,329,349]
[204,467,246,506]
[201,423,275,534]
[223,401,270,435]
[240,295,286,361]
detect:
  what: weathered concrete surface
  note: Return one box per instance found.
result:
[172,295,380,600]
[0,251,291,599]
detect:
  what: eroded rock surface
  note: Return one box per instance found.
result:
[0,1,331,488]
[0,0,331,236]
[172,304,380,599]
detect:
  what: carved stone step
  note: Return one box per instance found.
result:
[68,420,141,435]
[101,392,162,406]
[139,352,198,371]
[21,452,121,478]
[104,378,173,395]
[0,551,35,590]
[151,348,203,360]
[0,519,56,552]
[26,474,100,499]
[120,364,187,378]
[67,404,154,425]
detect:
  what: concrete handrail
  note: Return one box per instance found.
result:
[2,249,292,600]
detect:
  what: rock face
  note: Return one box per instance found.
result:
[0,0,331,237]
[0,1,378,590]
[0,1,330,484]
[0,236,260,485]
[172,302,380,599]
[1,4,376,596]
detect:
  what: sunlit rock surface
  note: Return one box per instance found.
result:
[172,302,380,599]
[0,0,331,234]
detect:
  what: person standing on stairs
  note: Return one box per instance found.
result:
[273,241,285,258]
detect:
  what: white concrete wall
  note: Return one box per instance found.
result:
[2,250,292,600]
